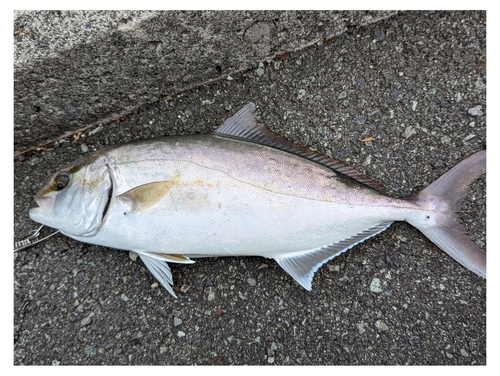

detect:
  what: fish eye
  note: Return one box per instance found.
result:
[53,173,70,191]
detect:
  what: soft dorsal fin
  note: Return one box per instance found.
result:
[214,103,385,193]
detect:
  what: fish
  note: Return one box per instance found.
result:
[29,103,486,297]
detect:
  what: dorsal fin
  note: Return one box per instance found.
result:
[214,103,386,193]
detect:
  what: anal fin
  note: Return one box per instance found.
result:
[274,222,393,290]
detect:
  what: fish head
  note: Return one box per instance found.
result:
[29,153,113,237]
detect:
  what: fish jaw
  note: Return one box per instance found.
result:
[29,206,50,226]
[29,192,57,227]
[29,193,85,233]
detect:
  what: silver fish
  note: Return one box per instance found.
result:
[29,103,486,297]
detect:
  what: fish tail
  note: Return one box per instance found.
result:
[407,150,486,278]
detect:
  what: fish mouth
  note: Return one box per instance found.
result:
[29,195,54,222]
[36,195,54,214]
[29,206,47,224]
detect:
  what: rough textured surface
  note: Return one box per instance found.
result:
[14,10,396,153]
[14,11,486,365]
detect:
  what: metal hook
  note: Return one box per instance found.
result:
[14,225,60,252]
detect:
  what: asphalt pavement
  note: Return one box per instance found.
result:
[14,11,486,365]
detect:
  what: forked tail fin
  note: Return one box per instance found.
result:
[408,150,486,278]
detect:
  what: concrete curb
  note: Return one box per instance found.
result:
[14,10,397,153]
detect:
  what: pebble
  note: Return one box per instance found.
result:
[173,317,182,326]
[88,126,103,136]
[475,78,486,91]
[247,277,256,286]
[463,134,476,141]
[356,115,366,125]
[370,278,382,293]
[80,143,89,153]
[401,125,417,139]
[441,135,452,145]
[81,312,94,326]
[205,287,216,301]
[376,320,389,332]
[468,105,483,116]
[84,345,97,357]
[357,322,367,334]
[327,264,340,272]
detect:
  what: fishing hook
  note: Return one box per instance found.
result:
[14,225,60,252]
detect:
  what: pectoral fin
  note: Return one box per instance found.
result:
[134,250,195,264]
[274,222,393,290]
[118,180,175,213]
